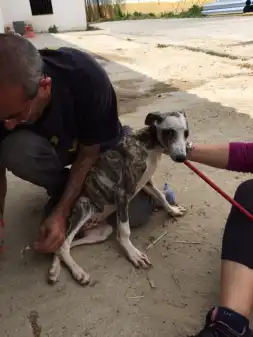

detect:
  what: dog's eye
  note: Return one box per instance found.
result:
[184,130,189,138]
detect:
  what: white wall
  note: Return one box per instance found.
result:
[0,7,4,32]
[1,0,87,32]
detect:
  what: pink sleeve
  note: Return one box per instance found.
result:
[227,142,253,173]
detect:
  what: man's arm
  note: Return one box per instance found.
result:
[35,49,121,253]
[34,144,100,253]
[54,53,120,218]
[55,144,100,218]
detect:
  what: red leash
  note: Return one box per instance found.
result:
[184,160,253,222]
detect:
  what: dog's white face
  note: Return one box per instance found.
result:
[145,111,189,162]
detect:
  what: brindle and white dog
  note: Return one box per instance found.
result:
[48,111,189,286]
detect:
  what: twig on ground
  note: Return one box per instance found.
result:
[174,240,202,244]
[128,296,144,299]
[146,230,169,250]
[147,271,156,289]
[171,273,181,288]
[167,300,187,308]
[147,275,156,289]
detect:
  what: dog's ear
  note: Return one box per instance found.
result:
[180,110,186,117]
[145,112,163,126]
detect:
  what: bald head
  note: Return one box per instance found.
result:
[0,34,43,99]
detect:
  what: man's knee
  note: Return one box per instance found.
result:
[1,130,44,177]
[0,130,63,188]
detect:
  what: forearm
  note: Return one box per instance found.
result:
[55,146,99,218]
[188,142,253,173]
[187,143,229,169]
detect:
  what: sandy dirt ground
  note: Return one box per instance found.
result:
[1,16,253,336]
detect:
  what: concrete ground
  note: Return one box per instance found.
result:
[1,15,253,336]
[93,15,253,59]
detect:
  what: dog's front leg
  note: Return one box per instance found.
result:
[48,254,61,284]
[116,192,151,268]
[144,180,186,217]
[48,197,93,286]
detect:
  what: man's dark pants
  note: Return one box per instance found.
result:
[0,129,154,227]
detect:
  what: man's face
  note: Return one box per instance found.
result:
[0,77,52,130]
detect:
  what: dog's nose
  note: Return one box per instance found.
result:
[174,154,187,163]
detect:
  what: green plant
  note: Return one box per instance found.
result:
[161,5,204,19]
[106,4,203,22]
[156,43,169,48]
[133,11,142,16]
[129,11,157,19]
[185,4,203,16]
[48,25,58,33]
[122,12,131,20]
[160,11,175,18]
[113,4,124,19]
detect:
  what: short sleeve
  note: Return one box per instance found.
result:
[74,56,122,148]
[78,81,120,147]
[227,142,253,173]
[51,47,123,149]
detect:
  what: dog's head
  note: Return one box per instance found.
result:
[145,111,189,162]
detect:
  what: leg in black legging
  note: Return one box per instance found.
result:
[220,179,253,317]
[191,180,253,337]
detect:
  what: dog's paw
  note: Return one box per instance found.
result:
[48,259,61,285]
[72,266,90,286]
[168,205,187,217]
[127,247,152,269]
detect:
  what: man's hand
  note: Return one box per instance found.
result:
[34,212,66,253]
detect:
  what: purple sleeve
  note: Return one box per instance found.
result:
[227,142,253,173]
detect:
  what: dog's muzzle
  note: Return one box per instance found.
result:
[173,154,187,163]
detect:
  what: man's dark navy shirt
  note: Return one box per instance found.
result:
[0,47,123,154]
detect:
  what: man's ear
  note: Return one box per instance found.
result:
[145,112,163,126]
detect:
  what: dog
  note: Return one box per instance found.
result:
[48,111,189,286]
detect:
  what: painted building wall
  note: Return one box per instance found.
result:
[0,7,4,32]
[120,0,209,14]
[1,0,87,32]
[87,0,211,20]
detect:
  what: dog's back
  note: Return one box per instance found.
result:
[82,134,149,212]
